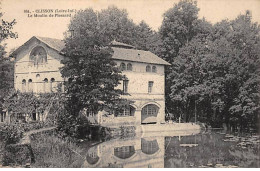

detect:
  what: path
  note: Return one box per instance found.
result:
[20,126,56,145]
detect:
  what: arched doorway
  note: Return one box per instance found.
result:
[141,104,159,124]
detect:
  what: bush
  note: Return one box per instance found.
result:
[0,124,24,145]
[0,124,24,166]
[57,110,91,140]
[2,144,34,166]
[30,133,84,168]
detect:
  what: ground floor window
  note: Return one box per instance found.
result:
[32,112,37,121]
[17,113,26,122]
[116,105,135,117]
[28,79,33,92]
[142,104,159,116]
[22,79,26,92]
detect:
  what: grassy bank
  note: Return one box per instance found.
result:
[30,133,85,168]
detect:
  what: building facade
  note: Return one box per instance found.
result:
[10,36,170,126]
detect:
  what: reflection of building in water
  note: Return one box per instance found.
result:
[83,136,165,168]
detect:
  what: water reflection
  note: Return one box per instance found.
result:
[82,130,259,168]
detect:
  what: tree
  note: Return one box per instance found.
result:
[59,8,133,137]
[166,8,260,131]
[134,20,160,51]
[159,0,212,119]
[0,11,17,108]
[98,6,137,45]
[159,0,202,64]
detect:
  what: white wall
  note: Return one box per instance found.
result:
[14,39,64,93]
[14,40,167,125]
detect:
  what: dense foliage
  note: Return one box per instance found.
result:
[0,12,17,108]
[3,90,64,124]
[160,0,260,130]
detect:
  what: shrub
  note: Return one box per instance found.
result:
[0,124,24,145]
[30,133,84,168]
[57,110,91,140]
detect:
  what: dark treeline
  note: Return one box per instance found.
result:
[158,1,260,131]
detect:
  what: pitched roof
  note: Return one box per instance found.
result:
[35,36,65,52]
[112,47,170,65]
[11,36,170,66]
[10,36,65,57]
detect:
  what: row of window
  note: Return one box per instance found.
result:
[122,80,154,94]
[21,78,56,93]
[120,62,157,73]
[146,65,157,73]
[120,63,132,71]
[115,104,159,117]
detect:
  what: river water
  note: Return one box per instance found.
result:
[81,129,259,168]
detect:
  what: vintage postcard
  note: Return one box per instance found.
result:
[0,0,259,168]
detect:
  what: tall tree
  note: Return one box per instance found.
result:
[98,6,137,45]
[159,0,202,64]
[159,0,212,118]
[0,12,17,108]
[134,20,159,51]
[167,9,260,130]
[59,8,132,136]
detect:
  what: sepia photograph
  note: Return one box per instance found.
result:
[0,0,259,168]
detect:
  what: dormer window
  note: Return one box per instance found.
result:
[120,63,126,71]
[127,63,132,71]
[146,65,151,72]
[29,46,47,66]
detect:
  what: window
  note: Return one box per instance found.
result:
[117,105,135,117]
[142,104,159,116]
[146,65,151,72]
[127,63,132,71]
[29,46,47,66]
[120,63,126,71]
[86,108,96,117]
[43,78,48,93]
[17,113,26,122]
[28,79,33,92]
[36,74,40,80]
[148,81,153,93]
[123,80,129,94]
[32,112,37,121]
[50,78,55,92]
[0,112,6,123]
[152,66,157,73]
[22,79,26,92]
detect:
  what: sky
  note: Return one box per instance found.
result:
[1,0,260,54]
